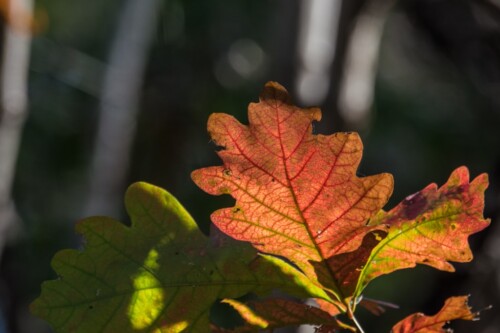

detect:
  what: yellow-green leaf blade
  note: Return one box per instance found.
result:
[31,182,323,332]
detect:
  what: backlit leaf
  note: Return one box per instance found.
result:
[192,82,393,302]
[31,182,327,332]
[355,167,489,295]
[391,296,479,333]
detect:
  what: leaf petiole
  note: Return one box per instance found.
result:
[351,314,365,333]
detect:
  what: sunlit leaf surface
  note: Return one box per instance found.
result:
[31,182,325,332]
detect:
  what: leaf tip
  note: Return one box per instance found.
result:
[125,181,154,205]
[471,172,489,192]
[191,166,229,196]
[305,106,322,122]
[260,81,291,105]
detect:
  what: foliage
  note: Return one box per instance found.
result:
[32,82,490,332]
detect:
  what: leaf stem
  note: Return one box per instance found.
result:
[348,301,364,333]
[351,314,365,333]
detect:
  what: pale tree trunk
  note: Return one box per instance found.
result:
[295,0,342,107]
[295,0,396,132]
[338,0,395,130]
[0,0,33,259]
[85,0,162,217]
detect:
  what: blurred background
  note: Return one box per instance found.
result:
[0,0,499,332]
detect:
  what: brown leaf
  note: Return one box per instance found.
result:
[392,296,480,333]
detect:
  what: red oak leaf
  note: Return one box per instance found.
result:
[392,296,480,333]
[192,82,393,301]
[355,167,489,295]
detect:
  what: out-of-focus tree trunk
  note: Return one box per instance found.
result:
[295,0,343,107]
[0,1,33,331]
[85,0,162,217]
[0,0,33,259]
[337,0,395,130]
[294,0,395,132]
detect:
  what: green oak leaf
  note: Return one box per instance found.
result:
[31,182,329,333]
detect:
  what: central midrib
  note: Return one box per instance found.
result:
[274,107,346,303]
